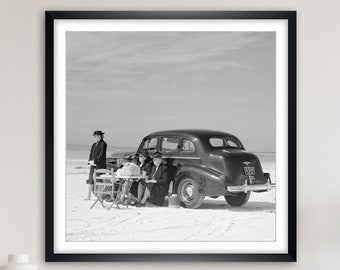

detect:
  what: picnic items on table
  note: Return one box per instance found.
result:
[115,162,141,176]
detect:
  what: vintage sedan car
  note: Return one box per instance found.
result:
[107,129,274,209]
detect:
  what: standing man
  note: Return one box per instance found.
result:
[85,130,107,200]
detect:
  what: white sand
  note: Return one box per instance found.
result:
[66,157,276,242]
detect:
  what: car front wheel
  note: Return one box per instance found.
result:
[224,192,250,207]
[177,177,204,209]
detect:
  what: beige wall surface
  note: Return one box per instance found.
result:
[0,0,340,269]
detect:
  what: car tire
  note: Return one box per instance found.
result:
[177,177,204,209]
[224,192,250,207]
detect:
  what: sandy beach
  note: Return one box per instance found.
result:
[66,154,276,242]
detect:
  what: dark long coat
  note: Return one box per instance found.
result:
[88,139,107,169]
[149,165,170,206]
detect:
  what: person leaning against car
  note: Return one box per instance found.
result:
[146,152,170,207]
[85,130,107,200]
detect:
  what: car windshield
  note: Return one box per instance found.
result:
[209,137,243,149]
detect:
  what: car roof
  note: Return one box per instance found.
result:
[147,129,237,139]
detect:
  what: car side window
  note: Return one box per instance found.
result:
[209,138,225,147]
[142,137,158,154]
[161,137,179,154]
[181,139,195,153]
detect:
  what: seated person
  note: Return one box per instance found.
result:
[128,150,152,204]
[137,152,170,207]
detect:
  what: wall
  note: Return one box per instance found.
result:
[0,0,339,269]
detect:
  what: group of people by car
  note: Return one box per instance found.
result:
[86,130,172,207]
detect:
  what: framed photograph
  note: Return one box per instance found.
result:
[45,11,296,262]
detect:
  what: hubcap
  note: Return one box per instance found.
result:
[183,183,195,201]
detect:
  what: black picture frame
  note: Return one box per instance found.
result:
[45,10,296,262]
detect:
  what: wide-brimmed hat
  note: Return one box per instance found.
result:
[153,151,162,158]
[93,130,105,136]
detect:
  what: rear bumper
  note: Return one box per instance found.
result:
[227,179,275,193]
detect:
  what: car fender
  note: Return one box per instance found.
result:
[174,164,228,196]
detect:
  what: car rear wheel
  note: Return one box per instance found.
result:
[177,177,204,209]
[224,192,250,207]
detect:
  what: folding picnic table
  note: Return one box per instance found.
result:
[90,170,146,210]
[115,175,147,208]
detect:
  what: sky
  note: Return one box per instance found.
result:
[66,31,276,152]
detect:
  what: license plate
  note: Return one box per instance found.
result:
[244,166,256,175]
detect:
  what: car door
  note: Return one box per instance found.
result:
[160,136,180,157]
[137,136,159,157]
[178,137,201,167]
[159,136,180,184]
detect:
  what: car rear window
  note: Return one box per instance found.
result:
[225,138,239,148]
[209,137,243,149]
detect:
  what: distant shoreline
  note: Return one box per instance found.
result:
[67,144,275,154]
[67,144,137,150]
[66,152,276,162]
